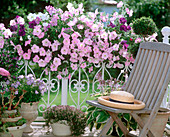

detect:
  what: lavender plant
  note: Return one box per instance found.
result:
[43,105,87,136]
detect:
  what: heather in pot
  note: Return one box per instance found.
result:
[43,105,87,136]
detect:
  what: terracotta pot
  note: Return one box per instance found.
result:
[0,123,26,137]
[18,102,39,133]
[139,109,170,137]
[51,122,71,136]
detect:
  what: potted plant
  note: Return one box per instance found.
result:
[0,67,27,137]
[9,74,47,133]
[132,16,158,41]
[43,105,87,136]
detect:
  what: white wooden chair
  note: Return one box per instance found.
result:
[86,42,170,137]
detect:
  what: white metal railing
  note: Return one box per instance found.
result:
[161,26,170,109]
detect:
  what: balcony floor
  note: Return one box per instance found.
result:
[22,124,169,137]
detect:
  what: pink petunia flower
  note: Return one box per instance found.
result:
[33,55,40,63]
[89,66,93,73]
[42,38,51,47]
[57,74,62,79]
[25,39,31,46]
[0,68,10,76]
[80,63,86,69]
[63,38,70,46]
[135,38,141,43]
[61,47,68,55]
[38,32,45,39]
[50,64,58,71]
[31,44,39,53]
[23,53,31,60]
[39,47,46,56]
[38,59,47,67]
[17,49,24,56]
[71,63,78,70]
[91,24,99,32]
[0,36,4,49]
[3,29,12,38]
[70,52,78,58]
[45,55,52,63]
[102,52,109,60]
[112,44,119,51]
[109,31,117,40]
[33,28,42,36]
[53,57,61,67]
[117,1,123,8]
[77,24,84,29]
[126,8,133,17]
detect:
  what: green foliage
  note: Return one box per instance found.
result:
[43,105,87,136]
[49,0,93,12]
[132,17,158,39]
[86,105,138,137]
[0,0,50,21]
[126,0,169,41]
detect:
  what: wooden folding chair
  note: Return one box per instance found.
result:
[86,42,170,137]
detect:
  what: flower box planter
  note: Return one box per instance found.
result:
[0,123,26,137]
[51,122,71,136]
[19,102,39,133]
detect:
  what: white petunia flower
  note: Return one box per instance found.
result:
[27,13,37,21]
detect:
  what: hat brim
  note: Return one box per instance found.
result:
[98,96,145,110]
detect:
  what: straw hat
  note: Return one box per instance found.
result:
[98,91,145,110]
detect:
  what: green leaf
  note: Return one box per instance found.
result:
[130,122,138,130]
[96,111,109,123]
[123,113,131,122]
[96,123,102,130]
[87,114,94,125]
[116,126,124,137]
[89,121,94,131]
[86,111,92,119]
[87,106,96,112]
[107,126,113,135]
[92,109,100,119]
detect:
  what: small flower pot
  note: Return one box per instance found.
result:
[1,116,22,123]
[18,102,39,133]
[51,122,71,136]
[0,123,26,137]
[3,109,17,114]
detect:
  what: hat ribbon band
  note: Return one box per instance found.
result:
[109,98,134,104]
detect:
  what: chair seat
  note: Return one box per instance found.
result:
[86,100,152,114]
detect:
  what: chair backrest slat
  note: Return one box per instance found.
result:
[124,42,170,109]
[124,48,142,91]
[125,49,147,94]
[133,50,155,99]
[149,53,170,109]
[142,51,161,104]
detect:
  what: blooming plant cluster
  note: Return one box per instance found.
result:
[5,74,47,104]
[0,68,26,111]
[43,105,87,136]
[0,1,142,78]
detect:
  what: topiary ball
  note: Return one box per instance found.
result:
[132,17,158,37]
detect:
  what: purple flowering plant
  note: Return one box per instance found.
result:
[2,74,47,104]
[0,2,143,78]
